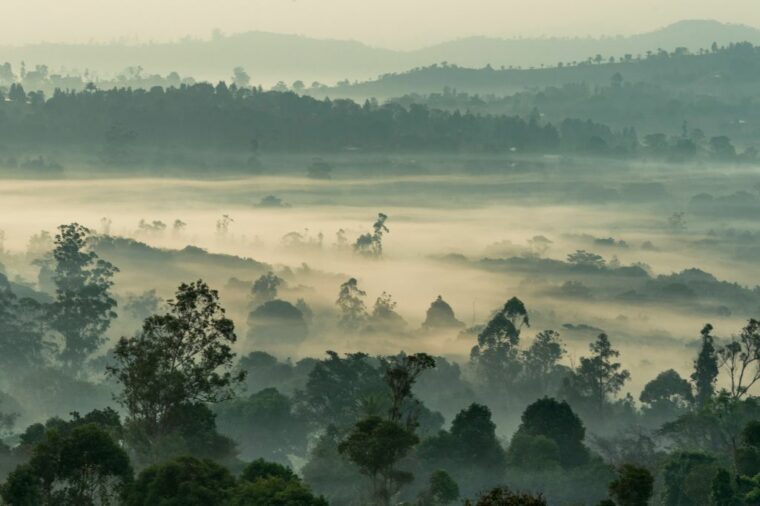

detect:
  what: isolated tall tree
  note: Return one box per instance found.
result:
[108,281,245,443]
[50,223,118,369]
[692,324,719,407]
[336,278,368,329]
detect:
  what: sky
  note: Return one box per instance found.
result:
[2,0,760,49]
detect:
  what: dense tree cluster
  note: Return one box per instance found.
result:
[3,221,760,504]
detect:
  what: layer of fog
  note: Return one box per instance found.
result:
[2,162,759,409]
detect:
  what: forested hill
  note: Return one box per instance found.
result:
[315,42,760,99]
[0,20,759,85]
[0,82,755,173]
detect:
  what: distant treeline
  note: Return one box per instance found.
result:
[0,80,754,165]
[322,42,760,99]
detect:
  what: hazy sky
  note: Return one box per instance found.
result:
[2,0,760,49]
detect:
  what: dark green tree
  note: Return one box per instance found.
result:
[608,464,654,506]
[711,468,741,506]
[50,223,118,369]
[464,486,547,506]
[1,424,132,506]
[470,297,529,391]
[127,456,234,506]
[241,458,296,483]
[383,352,436,427]
[338,416,419,506]
[692,324,719,408]
[108,281,244,463]
[640,369,694,424]
[522,329,566,394]
[562,333,630,415]
[215,388,308,464]
[427,470,460,505]
[0,274,48,368]
[510,397,589,468]
[296,351,385,428]
[663,452,719,506]
[227,476,328,506]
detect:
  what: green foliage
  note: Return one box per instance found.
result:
[215,387,308,464]
[464,486,547,506]
[384,352,436,427]
[660,394,760,460]
[50,223,118,369]
[736,421,760,477]
[663,451,720,506]
[510,397,588,468]
[522,330,566,394]
[227,476,328,506]
[127,456,234,506]
[1,424,132,506]
[561,333,630,417]
[301,425,368,505]
[241,459,296,483]
[428,470,460,505]
[692,324,719,408]
[108,280,244,463]
[506,433,561,471]
[470,297,529,391]
[419,403,507,498]
[608,464,654,506]
[716,319,760,399]
[640,369,694,425]
[0,274,48,368]
[338,416,419,505]
[711,468,741,506]
[296,351,386,428]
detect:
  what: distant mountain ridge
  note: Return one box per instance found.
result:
[0,19,759,85]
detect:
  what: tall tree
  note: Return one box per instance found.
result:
[522,329,566,393]
[562,333,630,416]
[336,278,368,329]
[717,319,760,399]
[108,281,244,458]
[383,353,436,428]
[50,223,118,369]
[470,297,529,391]
[692,324,719,408]
[354,213,389,258]
[339,416,418,506]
